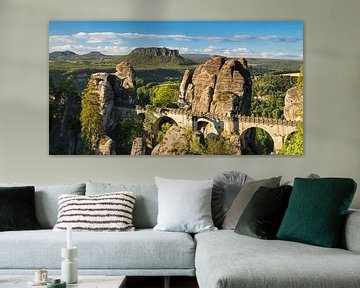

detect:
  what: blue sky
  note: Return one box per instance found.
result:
[49,21,303,60]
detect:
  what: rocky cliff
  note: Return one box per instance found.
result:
[90,61,136,133]
[131,137,147,155]
[151,126,189,155]
[130,47,180,57]
[127,47,195,66]
[284,87,303,121]
[179,56,252,116]
[88,61,136,154]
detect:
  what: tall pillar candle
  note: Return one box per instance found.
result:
[67,226,72,249]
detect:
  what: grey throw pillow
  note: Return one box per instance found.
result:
[282,173,320,186]
[222,177,281,230]
[86,181,158,229]
[212,171,251,228]
[153,177,217,233]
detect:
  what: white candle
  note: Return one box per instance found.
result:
[67,225,72,249]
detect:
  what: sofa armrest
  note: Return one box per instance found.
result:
[342,209,360,253]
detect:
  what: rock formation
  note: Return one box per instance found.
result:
[131,47,180,57]
[115,61,135,89]
[98,135,116,155]
[92,72,115,130]
[90,61,136,132]
[131,137,147,155]
[179,56,252,116]
[179,69,193,105]
[49,95,81,155]
[88,61,136,154]
[127,47,195,66]
[284,87,303,121]
[151,126,189,155]
[229,134,241,155]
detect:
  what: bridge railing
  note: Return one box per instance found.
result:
[135,105,300,128]
[238,115,299,127]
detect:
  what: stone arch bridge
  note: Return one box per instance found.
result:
[135,106,299,154]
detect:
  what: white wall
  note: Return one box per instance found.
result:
[0,0,359,208]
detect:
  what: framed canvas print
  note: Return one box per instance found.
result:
[49,21,303,156]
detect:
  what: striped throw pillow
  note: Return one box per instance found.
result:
[53,192,136,231]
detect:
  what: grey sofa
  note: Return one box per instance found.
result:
[195,212,360,288]
[0,181,359,288]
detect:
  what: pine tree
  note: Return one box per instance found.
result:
[80,79,103,153]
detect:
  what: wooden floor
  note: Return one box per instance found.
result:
[126,276,199,288]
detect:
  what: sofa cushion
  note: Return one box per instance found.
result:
[222,177,281,229]
[195,230,360,288]
[342,209,360,253]
[0,186,40,231]
[277,178,357,247]
[0,183,85,229]
[53,192,136,232]
[212,171,251,228]
[154,177,216,233]
[234,185,292,239]
[86,182,158,229]
[0,229,195,271]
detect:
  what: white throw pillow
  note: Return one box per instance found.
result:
[153,177,217,233]
[53,192,135,232]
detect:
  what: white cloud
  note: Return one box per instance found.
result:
[203,45,218,53]
[119,32,198,41]
[49,43,302,59]
[49,44,135,55]
[256,51,303,59]
[49,31,302,59]
[120,33,302,43]
[183,46,252,58]
[174,46,302,60]
[101,46,135,55]
[167,46,191,54]
[49,35,75,44]
[231,34,301,43]
[49,31,302,46]
[49,44,78,52]
[50,32,123,45]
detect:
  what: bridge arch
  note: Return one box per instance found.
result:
[240,125,276,142]
[284,130,297,143]
[196,117,221,137]
[153,115,178,136]
[239,116,299,154]
[240,127,275,155]
[137,112,146,122]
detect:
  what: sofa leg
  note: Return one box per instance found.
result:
[164,276,170,288]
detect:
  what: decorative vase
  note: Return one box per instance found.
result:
[61,247,78,284]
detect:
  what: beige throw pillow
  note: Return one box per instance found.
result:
[222,177,281,230]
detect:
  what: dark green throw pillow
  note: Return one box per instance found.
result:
[234,185,293,239]
[0,186,41,231]
[277,178,357,247]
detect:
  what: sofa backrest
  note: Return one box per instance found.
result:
[86,181,158,229]
[0,183,86,228]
